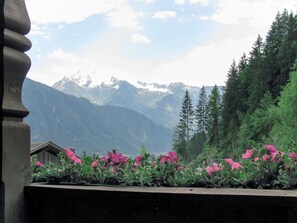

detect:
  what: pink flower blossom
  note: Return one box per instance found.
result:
[73,157,82,164]
[253,157,260,162]
[160,151,179,164]
[225,158,243,170]
[212,163,221,172]
[264,144,278,155]
[231,161,243,170]
[35,161,43,167]
[101,156,108,162]
[101,151,128,166]
[65,148,82,164]
[205,163,222,175]
[160,156,168,164]
[262,154,271,161]
[224,158,234,165]
[167,151,178,163]
[205,166,213,175]
[65,148,75,160]
[134,155,144,167]
[242,149,254,159]
[289,152,297,159]
[91,160,98,168]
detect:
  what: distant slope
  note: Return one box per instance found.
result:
[23,78,172,155]
[53,75,202,129]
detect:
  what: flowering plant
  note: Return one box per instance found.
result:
[31,145,297,189]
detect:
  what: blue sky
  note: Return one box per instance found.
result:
[25,0,297,87]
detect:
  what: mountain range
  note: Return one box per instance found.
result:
[52,72,214,129]
[23,78,173,155]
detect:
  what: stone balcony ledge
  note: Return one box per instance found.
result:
[25,183,297,223]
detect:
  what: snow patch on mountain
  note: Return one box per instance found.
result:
[134,81,172,93]
[101,76,120,90]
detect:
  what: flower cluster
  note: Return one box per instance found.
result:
[65,148,82,164]
[101,150,128,166]
[134,155,144,167]
[205,163,221,175]
[160,151,179,164]
[31,144,297,189]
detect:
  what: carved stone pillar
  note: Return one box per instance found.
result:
[1,0,31,222]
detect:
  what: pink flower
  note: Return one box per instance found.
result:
[65,148,82,164]
[264,144,278,155]
[253,157,260,162]
[160,151,179,164]
[262,154,271,161]
[242,149,253,159]
[212,163,221,172]
[205,166,213,175]
[134,155,144,167]
[102,151,128,166]
[91,160,98,168]
[271,154,278,162]
[101,156,108,162]
[289,152,297,159]
[167,151,178,163]
[160,155,168,164]
[205,163,221,175]
[225,158,243,170]
[231,161,243,170]
[35,161,43,167]
[65,148,76,160]
[73,157,82,164]
[224,158,234,165]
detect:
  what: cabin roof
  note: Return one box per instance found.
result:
[30,141,65,155]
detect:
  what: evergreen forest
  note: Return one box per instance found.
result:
[173,9,297,163]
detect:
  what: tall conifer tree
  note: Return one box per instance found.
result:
[195,86,208,134]
[173,90,194,161]
[207,85,221,147]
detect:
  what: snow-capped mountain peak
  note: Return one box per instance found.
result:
[70,71,93,88]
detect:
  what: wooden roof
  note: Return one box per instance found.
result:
[30,141,65,155]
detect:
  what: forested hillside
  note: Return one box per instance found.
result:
[23,79,172,155]
[173,10,297,162]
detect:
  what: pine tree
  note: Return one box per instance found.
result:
[221,60,241,148]
[207,85,221,147]
[195,86,208,134]
[247,35,266,112]
[173,90,194,161]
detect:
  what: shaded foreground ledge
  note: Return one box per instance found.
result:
[25,183,297,223]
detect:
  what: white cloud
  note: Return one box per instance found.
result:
[153,36,256,86]
[26,0,144,30]
[26,0,117,25]
[132,33,151,44]
[105,3,144,30]
[174,0,186,5]
[145,0,155,4]
[29,24,46,36]
[152,11,177,20]
[205,0,297,29]
[189,0,210,6]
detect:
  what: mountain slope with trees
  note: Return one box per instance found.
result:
[173,9,297,162]
[23,78,173,155]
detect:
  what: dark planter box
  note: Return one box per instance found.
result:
[25,184,297,223]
